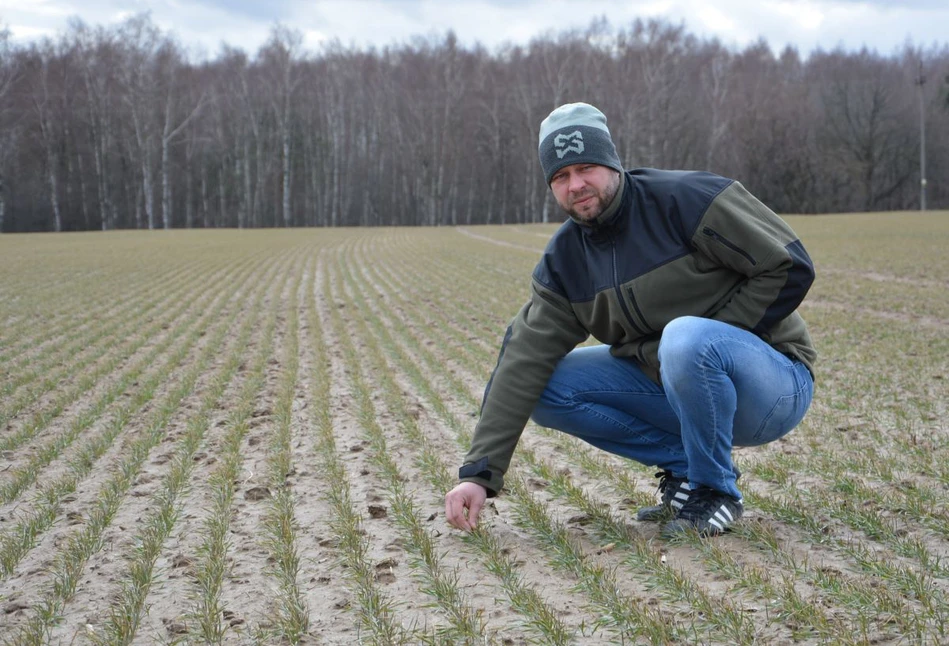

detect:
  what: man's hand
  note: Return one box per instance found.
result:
[445,481,488,531]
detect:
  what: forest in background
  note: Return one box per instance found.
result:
[0,14,947,232]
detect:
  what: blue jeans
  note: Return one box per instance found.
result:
[530,316,814,500]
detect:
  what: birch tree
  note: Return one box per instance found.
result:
[116,15,164,229]
[0,26,20,233]
[0,15,948,230]
[259,26,302,227]
[158,43,205,229]
[30,42,66,231]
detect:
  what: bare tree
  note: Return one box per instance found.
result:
[115,15,165,229]
[699,41,732,170]
[158,43,205,229]
[0,16,947,231]
[814,50,917,211]
[0,25,21,233]
[70,21,118,229]
[259,26,302,227]
[29,41,67,231]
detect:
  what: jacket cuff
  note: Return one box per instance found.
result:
[459,457,503,497]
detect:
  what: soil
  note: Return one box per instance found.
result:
[1,226,947,644]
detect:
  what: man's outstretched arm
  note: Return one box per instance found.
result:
[447,278,587,530]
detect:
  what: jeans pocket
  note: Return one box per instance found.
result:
[751,377,811,445]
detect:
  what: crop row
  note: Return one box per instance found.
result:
[1,223,945,645]
[330,227,949,644]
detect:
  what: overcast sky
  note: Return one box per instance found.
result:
[2,0,947,59]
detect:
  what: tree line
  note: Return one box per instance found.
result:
[1,14,947,232]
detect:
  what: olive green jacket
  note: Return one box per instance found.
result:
[459,169,816,496]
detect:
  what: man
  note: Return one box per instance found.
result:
[444,102,816,538]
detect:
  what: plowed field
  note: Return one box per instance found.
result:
[1,214,948,645]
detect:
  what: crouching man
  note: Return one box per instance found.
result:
[445,102,816,538]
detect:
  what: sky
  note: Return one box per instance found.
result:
[2,0,947,59]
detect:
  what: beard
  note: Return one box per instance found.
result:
[559,171,622,222]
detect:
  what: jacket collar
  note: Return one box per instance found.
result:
[571,171,630,237]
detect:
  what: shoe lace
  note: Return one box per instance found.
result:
[653,470,675,495]
[676,486,723,522]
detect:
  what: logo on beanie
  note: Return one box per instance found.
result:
[554,131,584,159]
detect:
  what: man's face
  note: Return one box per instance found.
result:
[549,164,621,222]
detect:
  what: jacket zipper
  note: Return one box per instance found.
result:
[625,286,653,332]
[702,227,757,266]
[610,236,646,336]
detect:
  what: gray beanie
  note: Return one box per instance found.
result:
[538,102,624,185]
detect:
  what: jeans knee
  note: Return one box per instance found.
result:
[530,395,564,431]
[658,316,710,367]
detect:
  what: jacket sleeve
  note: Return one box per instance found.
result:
[692,181,815,337]
[458,277,588,496]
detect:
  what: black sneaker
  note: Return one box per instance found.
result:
[636,471,692,522]
[661,486,743,538]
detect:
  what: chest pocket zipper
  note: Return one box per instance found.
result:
[702,227,757,266]
[624,286,652,335]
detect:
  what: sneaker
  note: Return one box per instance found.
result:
[636,471,692,522]
[661,486,743,538]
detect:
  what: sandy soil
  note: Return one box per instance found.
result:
[1,227,948,645]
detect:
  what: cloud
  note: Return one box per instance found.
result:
[295,0,947,56]
[2,0,946,58]
[5,24,57,41]
[181,0,295,22]
[0,0,73,18]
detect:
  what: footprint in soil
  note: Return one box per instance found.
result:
[162,618,188,635]
[374,558,398,584]
[223,610,245,627]
[4,601,30,616]
[244,486,272,501]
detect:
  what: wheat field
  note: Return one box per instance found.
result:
[1,212,948,645]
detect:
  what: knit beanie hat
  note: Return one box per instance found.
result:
[538,102,624,185]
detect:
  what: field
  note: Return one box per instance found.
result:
[1,212,948,645]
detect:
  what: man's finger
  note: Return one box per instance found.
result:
[445,494,460,529]
[466,496,483,529]
[445,493,469,530]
